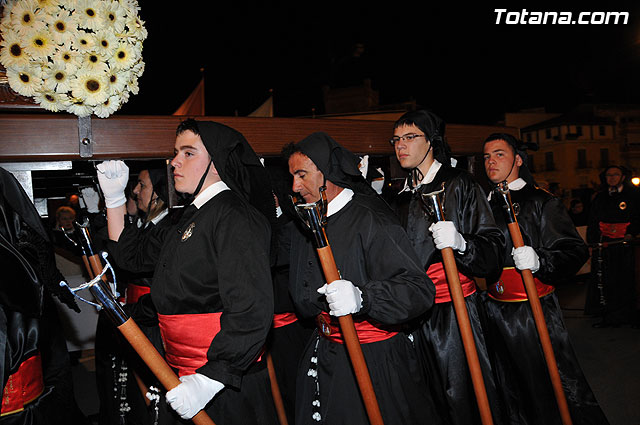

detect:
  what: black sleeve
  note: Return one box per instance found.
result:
[106,222,169,274]
[535,197,589,283]
[358,217,435,325]
[196,208,274,389]
[451,175,505,282]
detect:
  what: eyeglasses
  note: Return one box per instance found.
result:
[389,133,425,146]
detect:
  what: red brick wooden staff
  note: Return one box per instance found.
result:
[73,224,215,425]
[494,181,572,425]
[421,187,494,425]
[293,191,384,425]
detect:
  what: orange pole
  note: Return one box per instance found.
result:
[440,248,494,425]
[316,246,384,425]
[267,353,289,425]
[507,222,573,425]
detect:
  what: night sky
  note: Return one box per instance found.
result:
[118,2,640,125]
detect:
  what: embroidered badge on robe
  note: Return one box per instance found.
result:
[182,222,195,242]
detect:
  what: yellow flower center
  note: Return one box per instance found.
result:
[89,54,98,63]
[101,40,108,47]
[86,8,95,17]
[108,13,115,22]
[22,13,31,24]
[117,51,126,59]
[45,94,55,102]
[55,21,65,31]
[34,38,44,47]
[109,75,116,83]
[63,53,70,60]
[86,79,100,92]
[20,73,30,83]
[55,72,64,81]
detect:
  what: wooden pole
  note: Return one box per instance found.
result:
[80,246,215,425]
[506,222,573,425]
[316,246,384,425]
[440,247,494,425]
[267,353,289,425]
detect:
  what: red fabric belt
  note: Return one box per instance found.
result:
[427,262,476,303]
[316,311,397,344]
[1,353,44,416]
[599,222,629,239]
[126,283,151,304]
[273,312,298,328]
[488,267,554,302]
[158,312,221,377]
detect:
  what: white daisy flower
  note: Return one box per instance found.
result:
[71,68,109,106]
[93,29,118,57]
[127,73,139,95]
[93,94,121,118]
[67,100,92,117]
[43,61,73,93]
[130,59,144,77]
[35,0,63,14]
[120,0,141,15]
[119,88,130,104]
[51,43,81,73]
[102,1,126,34]
[106,68,130,95]
[34,88,71,112]
[0,33,30,68]
[124,14,147,41]
[72,31,96,53]
[75,0,105,31]
[110,41,137,70]
[6,64,44,97]
[24,29,57,60]
[81,50,109,73]
[10,0,46,37]
[45,9,77,44]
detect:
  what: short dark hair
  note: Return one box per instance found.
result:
[176,118,200,137]
[281,142,302,161]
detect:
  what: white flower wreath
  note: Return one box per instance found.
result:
[0,0,146,118]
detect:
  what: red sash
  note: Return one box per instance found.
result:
[599,222,629,239]
[126,283,151,304]
[316,312,397,344]
[427,262,477,303]
[273,312,298,328]
[1,353,44,416]
[158,313,222,377]
[488,267,554,302]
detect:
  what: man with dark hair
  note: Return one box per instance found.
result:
[283,132,439,425]
[483,133,608,425]
[391,110,506,425]
[586,165,640,327]
[97,119,277,424]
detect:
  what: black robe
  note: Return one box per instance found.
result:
[394,165,507,425]
[289,192,439,425]
[110,190,277,425]
[585,185,640,324]
[485,183,608,425]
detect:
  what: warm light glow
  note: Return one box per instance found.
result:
[631,177,640,186]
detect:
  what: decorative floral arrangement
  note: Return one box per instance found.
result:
[0,0,146,118]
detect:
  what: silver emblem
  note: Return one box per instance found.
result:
[181,222,195,242]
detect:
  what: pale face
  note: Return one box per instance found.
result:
[605,168,624,188]
[483,139,522,184]
[393,124,432,173]
[58,211,75,231]
[170,130,219,195]
[288,152,326,203]
[133,169,154,212]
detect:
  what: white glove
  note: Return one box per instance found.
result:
[317,279,363,317]
[429,221,467,252]
[96,160,129,208]
[512,246,540,273]
[80,187,100,213]
[165,373,224,420]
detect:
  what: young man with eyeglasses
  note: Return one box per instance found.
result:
[391,110,507,425]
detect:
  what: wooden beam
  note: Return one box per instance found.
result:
[0,114,518,161]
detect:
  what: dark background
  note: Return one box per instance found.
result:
[119,2,640,124]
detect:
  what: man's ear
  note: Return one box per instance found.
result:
[515,154,523,167]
